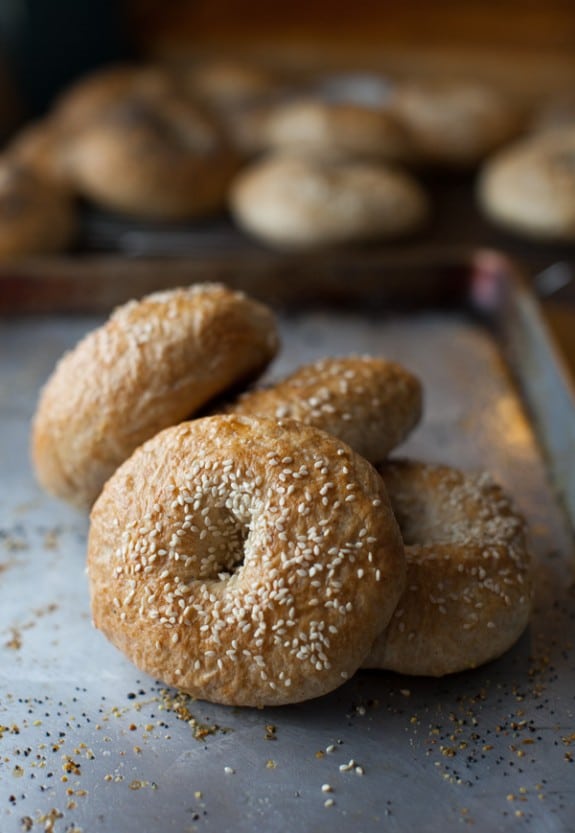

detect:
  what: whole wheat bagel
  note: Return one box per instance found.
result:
[32,284,279,509]
[0,161,75,258]
[478,127,575,240]
[364,460,532,676]
[223,356,422,462]
[87,415,406,707]
[229,153,428,249]
[66,93,239,220]
[390,79,523,168]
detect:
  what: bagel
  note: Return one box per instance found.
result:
[66,93,239,220]
[390,79,523,168]
[52,64,179,130]
[477,127,575,240]
[223,356,422,462]
[229,153,429,249]
[180,59,284,108]
[364,460,532,676]
[0,161,75,258]
[176,60,289,159]
[87,415,406,707]
[261,98,411,163]
[32,284,279,509]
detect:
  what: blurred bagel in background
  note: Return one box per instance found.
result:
[66,91,240,220]
[178,58,286,108]
[177,59,292,159]
[230,152,429,249]
[260,98,413,163]
[51,64,180,130]
[389,79,525,168]
[478,127,575,240]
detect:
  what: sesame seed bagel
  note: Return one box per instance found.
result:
[364,460,532,676]
[87,415,406,707]
[223,356,423,463]
[32,284,279,510]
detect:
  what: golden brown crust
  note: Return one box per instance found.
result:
[31,284,279,509]
[223,356,422,462]
[66,93,240,220]
[390,79,523,168]
[52,64,179,130]
[0,161,76,258]
[229,153,428,249]
[87,415,406,707]
[180,59,284,108]
[261,99,412,163]
[364,460,532,676]
[478,128,575,240]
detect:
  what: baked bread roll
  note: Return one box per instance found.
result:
[478,127,575,240]
[223,356,422,462]
[260,98,411,163]
[178,59,289,159]
[66,92,240,220]
[229,153,429,249]
[52,64,179,130]
[32,284,279,509]
[180,59,284,109]
[390,79,523,168]
[364,460,532,676]
[88,415,406,706]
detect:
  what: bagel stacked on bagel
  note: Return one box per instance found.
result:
[88,415,406,706]
[32,282,532,705]
[32,284,279,509]
[221,355,532,678]
[221,355,423,463]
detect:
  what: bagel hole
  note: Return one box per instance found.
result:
[174,504,249,583]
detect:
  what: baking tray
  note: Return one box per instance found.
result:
[1,252,574,833]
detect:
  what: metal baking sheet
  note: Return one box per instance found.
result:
[1,258,574,833]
